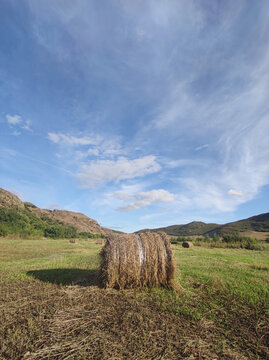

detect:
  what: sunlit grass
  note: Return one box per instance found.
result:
[0,238,268,359]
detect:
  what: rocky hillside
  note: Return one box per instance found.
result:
[0,188,112,236]
[0,188,25,210]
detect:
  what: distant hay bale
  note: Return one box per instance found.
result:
[100,232,175,289]
[95,238,104,245]
[182,241,193,248]
[69,238,76,243]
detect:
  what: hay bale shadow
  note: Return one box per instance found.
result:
[27,269,100,286]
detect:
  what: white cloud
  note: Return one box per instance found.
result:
[47,132,101,146]
[228,189,244,197]
[116,189,175,212]
[144,28,269,215]
[76,156,161,188]
[48,132,124,159]
[195,144,209,151]
[21,119,32,131]
[165,158,206,168]
[6,114,32,132]
[6,114,22,125]
[180,178,241,212]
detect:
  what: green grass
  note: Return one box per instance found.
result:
[0,238,100,282]
[148,245,269,316]
[0,238,268,359]
[175,246,269,304]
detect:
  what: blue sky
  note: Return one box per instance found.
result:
[0,0,269,232]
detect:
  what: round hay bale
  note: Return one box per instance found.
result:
[69,238,76,243]
[182,241,193,248]
[95,238,104,245]
[100,232,175,289]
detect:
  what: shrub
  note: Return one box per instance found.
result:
[192,232,264,250]
[44,225,77,239]
[213,233,220,242]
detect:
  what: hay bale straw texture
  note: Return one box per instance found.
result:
[100,232,175,289]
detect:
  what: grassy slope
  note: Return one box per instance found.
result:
[137,221,220,236]
[0,238,268,359]
[207,212,269,236]
[138,213,269,237]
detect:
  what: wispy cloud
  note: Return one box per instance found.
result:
[139,8,269,215]
[116,189,175,212]
[48,132,123,159]
[228,189,243,197]
[6,114,32,132]
[48,133,101,146]
[165,158,206,168]
[0,146,17,157]
[76,156,161,188]
[6,114,22,125]
[195,144,209,151]
[21,120,32,131]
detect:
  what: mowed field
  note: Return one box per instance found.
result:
[0,238,268,360]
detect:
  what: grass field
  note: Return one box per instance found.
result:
[0,238,268,359]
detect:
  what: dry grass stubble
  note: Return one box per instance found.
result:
[17,284,249,360]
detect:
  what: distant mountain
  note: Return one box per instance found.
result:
[207,213,269,236]
[137,221,219,236]
[137,213,269,237]
[0,188,113,237]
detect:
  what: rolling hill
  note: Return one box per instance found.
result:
[137,213,269,237]
[0,188,113,238]
[137,221,219,236]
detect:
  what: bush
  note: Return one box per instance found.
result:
[213,233,220,242]
[0,225,8,237]
[44,225,77,239]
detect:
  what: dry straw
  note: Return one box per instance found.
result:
[100,232,175,289]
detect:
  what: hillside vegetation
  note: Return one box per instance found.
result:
[139,213,269,237]
[138,221,219,236]
[207,212,269,236]
[0,188,110,238]
[0,207,103,239]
